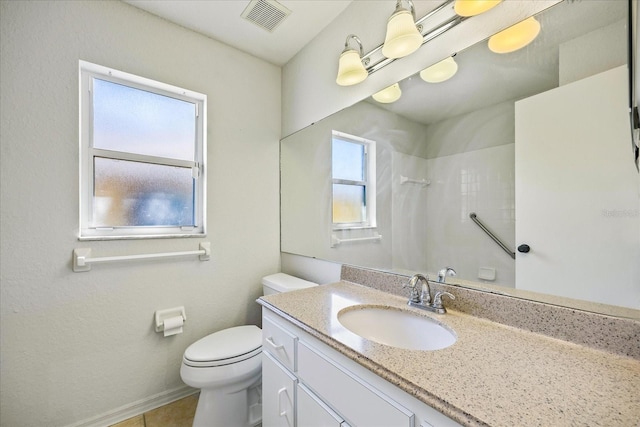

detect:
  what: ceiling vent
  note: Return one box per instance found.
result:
[241,0,292,33]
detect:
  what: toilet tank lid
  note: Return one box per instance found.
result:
[262,273,318,292]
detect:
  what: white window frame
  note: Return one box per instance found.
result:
[331,130,377,230]
[78,60,207,240]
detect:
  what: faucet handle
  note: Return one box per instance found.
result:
[432,291,455,310]
[403,275,424,303]
[437,267,457,283]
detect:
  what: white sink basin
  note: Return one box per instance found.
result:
[337,305,457,351]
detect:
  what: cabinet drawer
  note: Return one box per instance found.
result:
[298,342,413,427]
[263,352,296,427]
[297,383,345,427]
[263,315,297,372]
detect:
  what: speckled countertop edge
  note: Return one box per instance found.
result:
[341,265,640,359]
[258,282,640,427]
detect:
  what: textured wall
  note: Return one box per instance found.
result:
[0,1,280,426]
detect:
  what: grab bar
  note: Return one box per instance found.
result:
[469,213,515,259]
[73,242,210,272]
[331,233,382,247]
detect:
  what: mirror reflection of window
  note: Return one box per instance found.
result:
[331,131,376,229]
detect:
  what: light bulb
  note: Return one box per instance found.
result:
[420,57,458,83]
[488,17,541,54]
[336,49,368,86]
[382,10,422,59]
[372,83,402,103]
[454,0,502,17]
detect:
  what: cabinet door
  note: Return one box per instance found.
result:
[297,383,344,427]
[263,352,296,427]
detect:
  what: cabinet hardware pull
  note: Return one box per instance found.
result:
[277,387,288,417]
[266,337,284,350]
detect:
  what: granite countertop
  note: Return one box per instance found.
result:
[258,281,640,427]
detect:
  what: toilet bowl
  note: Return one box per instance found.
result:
[181,325,262,427]
[180,273,317,427]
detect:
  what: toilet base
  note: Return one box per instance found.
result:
[192,380,262,427]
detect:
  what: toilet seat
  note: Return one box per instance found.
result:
[183,325,262,368]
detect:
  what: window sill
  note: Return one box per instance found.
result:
[78,232,206,241]
[332,226,377,232]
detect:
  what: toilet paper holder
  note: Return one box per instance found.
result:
[155,306,187,333]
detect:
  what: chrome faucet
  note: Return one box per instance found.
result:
[403,273,429,304]
[437,267,457,283]
[403,274,455,314]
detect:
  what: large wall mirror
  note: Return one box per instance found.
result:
[282,0,640,319]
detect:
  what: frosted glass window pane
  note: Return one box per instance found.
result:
[333,184,365,223]
[93,157,194,227]
[93,78,195,161]
[332,138,364,181]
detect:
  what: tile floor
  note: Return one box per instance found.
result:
[110,394,198,427]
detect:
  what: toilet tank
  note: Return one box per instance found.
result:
[262,273,318,296]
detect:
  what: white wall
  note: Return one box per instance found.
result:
[411,100,516,285]
[559,19,626,86]
[515,66,640,309]
[425,144,516,286]
[281,253,341,285]
[391,152,430,272]
[0,2,281,426]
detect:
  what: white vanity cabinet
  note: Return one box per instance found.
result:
[261,308,462,427]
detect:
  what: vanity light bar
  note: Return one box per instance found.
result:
[362,0,469,75]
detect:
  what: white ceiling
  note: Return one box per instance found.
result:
[122,0,353,66]
[370,0,627,125]
[122,0,627,125]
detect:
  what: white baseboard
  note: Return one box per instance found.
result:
[65,385,198,427]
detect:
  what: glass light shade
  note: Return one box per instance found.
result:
[419,57,458,83]
[454,0,502,17]
[336,49,368,86]
[488,17,541,54]
[372,83,402,103]
[381,10,423,59]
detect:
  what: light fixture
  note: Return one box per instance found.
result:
[420,56,458,83]
[372,83,402,103]
[382,0,423,59]
[336,35,370,86]
[453,0,502,17]
[335,0,505,87]
[488,17,541,54]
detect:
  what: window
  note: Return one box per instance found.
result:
[79,61,206,239]
[331,130,376,229]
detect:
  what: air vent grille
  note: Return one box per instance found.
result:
[241,0,291,33]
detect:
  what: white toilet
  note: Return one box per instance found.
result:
[180,273,317,427]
